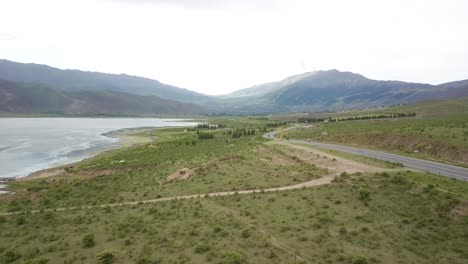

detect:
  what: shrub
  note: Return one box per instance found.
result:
[198,133,215,140]
[16,216,26,226]
[96,250,116,264]
[339,226,347,234]
[359,190,370,206]
[23,257,49,264]
[226,251,247,264]
[3,250,21,263]
[352,256,369,264]
[194,244,210,254]
[241,229,251,238]
[82,234,95,248]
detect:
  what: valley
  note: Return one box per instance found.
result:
[1,115,467,263]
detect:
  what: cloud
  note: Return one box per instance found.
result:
[106,0,276,9]
[0,33,16,41]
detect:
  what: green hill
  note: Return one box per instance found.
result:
[0,79,204,115]
[1,59,468,115]
[0,59,211,103]
[220,70,468,113]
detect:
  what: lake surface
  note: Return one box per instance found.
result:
[0,118,196,179]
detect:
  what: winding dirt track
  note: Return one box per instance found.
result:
[0,173,338,216]
[0,128,382,216]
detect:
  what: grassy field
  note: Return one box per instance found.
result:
[1,117,467,264]
[283,98,468,166]
[1,171,467,264]
[1,120,319,213]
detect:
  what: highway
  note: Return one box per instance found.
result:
[263,129,468,181]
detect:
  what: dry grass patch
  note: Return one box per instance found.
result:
[271,141,381,174]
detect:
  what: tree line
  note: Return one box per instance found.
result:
[330,113,416,122]
[298,113,416,123]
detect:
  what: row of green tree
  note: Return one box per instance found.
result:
[330,113,416,122]
[266,122,288,127]
[187,123,227,132]
[298,113,416,123]
[227,128,257,139]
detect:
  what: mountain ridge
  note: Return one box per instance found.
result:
[0,78,205,115]
[1,59,468,115]
[0,59,211,102]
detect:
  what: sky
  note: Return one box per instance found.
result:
[0,0,467,95]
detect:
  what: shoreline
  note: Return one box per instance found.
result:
[2,125,193,185]
[18,127,160,181]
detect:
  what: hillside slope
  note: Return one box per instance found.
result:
[2,59,468,115]
[221,70,468,113]
[0,79,204,115]
[0,59,210,102]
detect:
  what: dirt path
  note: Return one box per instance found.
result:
[270,141,382,174]
[1,139,385,216]
[0,172,340,216]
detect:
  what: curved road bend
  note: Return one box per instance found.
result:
[263,129,468,181]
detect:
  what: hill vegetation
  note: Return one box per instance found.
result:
[218,70,468,113]
[0,118,467,264]
[0,79,205,115]
[0,59,209,102]
[1,59,467,115]
[284,98,468,166]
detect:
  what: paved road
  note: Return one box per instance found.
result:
[263,129,468,181]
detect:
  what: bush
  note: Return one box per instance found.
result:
[352,256,369,264]
[359,190,370,205]
[339,226,347,234]
[82,234,95,248]
[23,257,49,264]
[241,229,250,238]
[226,251,247,264]
[16,216,26,226]
[194,244,210,254]
[213,227,223,233]
[3,250,21,263]
[198,133,215,140]
[96,250,116,264]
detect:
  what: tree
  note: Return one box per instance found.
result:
[96,250,116,264]
[82,233,95,248]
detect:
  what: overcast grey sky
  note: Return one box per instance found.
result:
[0,0,467,95]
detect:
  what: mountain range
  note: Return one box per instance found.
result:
[1,59,467,115]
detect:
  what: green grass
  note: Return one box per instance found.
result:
[1,171,467,263]
[1,125,323,213]
[1,117,467,264]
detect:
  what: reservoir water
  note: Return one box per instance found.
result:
[0,118,196,179]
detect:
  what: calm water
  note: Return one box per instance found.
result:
[0,118,196,179]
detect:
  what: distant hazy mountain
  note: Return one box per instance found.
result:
[1,59,467,115]
[0,79,204,115]
[0,59,210,102]
[219,70,468,113]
